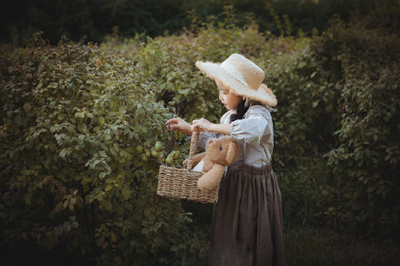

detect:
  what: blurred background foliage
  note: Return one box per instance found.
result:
[1,0,378,45]
[1,0,400,265]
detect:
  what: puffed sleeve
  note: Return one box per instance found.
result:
[231,106,271,145]
[196,111,232,150]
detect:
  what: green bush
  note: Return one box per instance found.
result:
[0,33,208,265]
[318,18,400,235]
[266,12,400,235]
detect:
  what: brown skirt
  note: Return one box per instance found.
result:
[209,163,287,266]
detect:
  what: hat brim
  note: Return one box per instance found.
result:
[196,61,277,107]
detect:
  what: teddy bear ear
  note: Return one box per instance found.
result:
[225,140,240,164]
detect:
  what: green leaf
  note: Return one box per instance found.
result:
[23,102,32,112]
[122,187,131,200]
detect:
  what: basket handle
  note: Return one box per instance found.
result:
[186,129,199,170]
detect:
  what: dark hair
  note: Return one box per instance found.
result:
[230,99,250,123]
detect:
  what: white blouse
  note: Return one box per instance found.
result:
[198,105,274,167]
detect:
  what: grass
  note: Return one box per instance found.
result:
[2,223,399,266]
[283,225,400,266]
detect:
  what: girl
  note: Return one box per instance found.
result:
[165,53,286,266]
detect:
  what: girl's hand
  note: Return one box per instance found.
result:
[165,117,192,136]
[192,118,214,132]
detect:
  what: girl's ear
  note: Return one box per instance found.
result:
[226,140,240,164]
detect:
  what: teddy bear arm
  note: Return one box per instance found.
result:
[202,157,214,172]
[197,164,226,191]
[184,152,206,168]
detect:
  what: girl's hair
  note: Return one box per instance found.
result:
[230,99,249,123]
[230,99,265,123]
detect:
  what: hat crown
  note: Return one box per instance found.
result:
[222,54,265,91]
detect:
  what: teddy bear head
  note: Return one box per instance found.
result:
[205,136,240,166]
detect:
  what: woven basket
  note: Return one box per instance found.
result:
[157,130,219,204]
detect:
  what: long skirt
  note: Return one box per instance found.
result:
[209,163,287,266]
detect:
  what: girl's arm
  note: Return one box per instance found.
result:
[165,117,192,136]
[192,118,231,136]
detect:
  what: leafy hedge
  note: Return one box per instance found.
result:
[319,18,400,234]
[266,12,400,234]
[0,33,208,265]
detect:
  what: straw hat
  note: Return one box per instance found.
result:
[196,53,277,107]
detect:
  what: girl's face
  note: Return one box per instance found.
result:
[216,79,242,111]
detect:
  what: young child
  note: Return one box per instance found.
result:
[165,53,286,266]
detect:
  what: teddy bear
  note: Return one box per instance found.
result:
[184,136,240,191]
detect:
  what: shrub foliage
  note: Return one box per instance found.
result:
[266,13,400,234]
[0,33,208,265]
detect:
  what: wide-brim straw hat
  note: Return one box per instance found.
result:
[196,53,277,107]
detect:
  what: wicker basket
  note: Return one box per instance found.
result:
[157,130,219,204]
